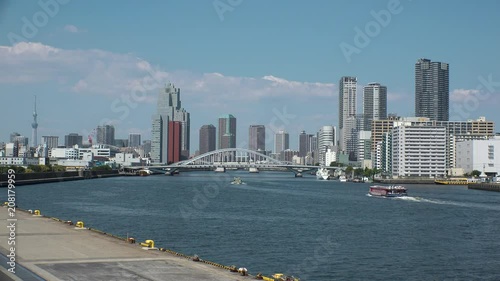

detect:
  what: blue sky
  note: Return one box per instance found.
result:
[1,0,499,152]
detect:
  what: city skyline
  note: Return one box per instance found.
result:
[1,1,500,151]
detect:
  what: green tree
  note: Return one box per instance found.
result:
[91,165,112,171]
[40,165,51,172]
[345,165,353,175]
[27,165,42,173]
[363,167,372,178]
[471,170,481,177]
[52,165,66,172]
[354,168,364,177]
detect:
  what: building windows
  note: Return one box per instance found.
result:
[488,145,494,160]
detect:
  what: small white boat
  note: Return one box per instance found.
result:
[316,168,330,180]
[230,177,245,185]
[339,175,347,182]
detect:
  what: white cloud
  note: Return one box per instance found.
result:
[64,25,80,33]
[387,92,406,101]
[450,88,480,102]
[0,42,336,104]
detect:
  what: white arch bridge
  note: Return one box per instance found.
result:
[138,148,331,176]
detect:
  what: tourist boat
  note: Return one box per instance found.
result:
[369,185,407,197]
[316,168,330,180]
[338,175,347,182]
[138,169,152,176]
[434,178,477,185]
[230,177,245,185]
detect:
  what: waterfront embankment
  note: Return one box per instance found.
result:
[468,182,500,192]
[0,207,252,281]
[373,178,436,184]
[0,170,121,187]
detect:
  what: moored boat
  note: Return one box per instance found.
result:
[369,185,407,197]
[271,273,300,281]
[434,178,477,185]
[338,175,347,182]
[138,169,152,176]
[316,168,330,180]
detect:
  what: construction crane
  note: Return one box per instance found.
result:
[88,129,96,146]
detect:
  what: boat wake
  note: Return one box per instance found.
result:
[393,196,500,211]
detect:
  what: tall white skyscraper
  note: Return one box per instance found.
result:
[318,126,336,165]
[339,76,357,153]
[363,83,387,131]
[274,130,289,154]
[151,114,168,163]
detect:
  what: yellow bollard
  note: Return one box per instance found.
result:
[75,221,84,228]
[140,240,154,248]
[34,210,41,216]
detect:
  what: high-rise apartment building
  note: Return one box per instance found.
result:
[158,83,190,159]
[168,121,182,164]
[392,126,447,178]
[274,130,289,154]
[339,76,357,152]
[128,133,141,147]
[415,58,449,121]
[41,136,59,149]
[309,134,318,164]
[96,125,115,145]
[10,132,20,143]
[249,125,265,151]
[218,114,236,149]
[151,114,168,163]
[65,133,83,148]
[318,126,335,165]
[299,131,309,157]
[363,83,387,131]
[199,124,216,155]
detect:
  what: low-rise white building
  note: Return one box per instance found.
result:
[324,148,337,166]
[456,136,500,175]
[357,130,371,162]
[0,157,25,165]
[113,153,142,166]
[56,159,90,170]
[392,126,447,178]
[50,148,79,159]
[78,145,111,158]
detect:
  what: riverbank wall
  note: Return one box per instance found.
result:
[373,178,436,184]
[0,170,121,187]
[468,183,500,192]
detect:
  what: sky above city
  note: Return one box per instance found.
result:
[1,0,500,152]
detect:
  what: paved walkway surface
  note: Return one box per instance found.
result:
[0,207,250,281]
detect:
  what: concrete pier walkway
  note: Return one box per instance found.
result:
[0,208,250,281]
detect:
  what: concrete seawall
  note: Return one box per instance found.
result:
[468,183,500,192]
[0,208,252,281]
[373,178,436,184]
[0,171,122,187]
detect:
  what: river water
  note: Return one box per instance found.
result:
[10,171,500,280]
